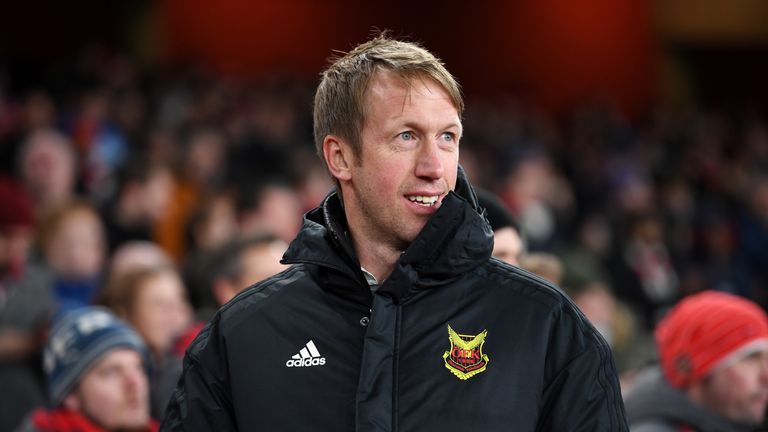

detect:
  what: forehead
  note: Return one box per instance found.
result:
[90,348,143,371]
[364,70,459,115]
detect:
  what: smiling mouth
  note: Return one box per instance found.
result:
[407,195,440,207]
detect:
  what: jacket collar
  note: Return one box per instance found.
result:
[282,166,493,303]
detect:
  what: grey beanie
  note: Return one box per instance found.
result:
[43,306,148,406]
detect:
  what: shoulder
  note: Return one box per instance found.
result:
[185,264,312,358]
[477,258,593,328]
[474,258,611,361]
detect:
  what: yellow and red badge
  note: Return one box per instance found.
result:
[442,324,489,380]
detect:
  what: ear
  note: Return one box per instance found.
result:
[322,135,353,182]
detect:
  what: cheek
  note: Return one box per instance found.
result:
[80,380,122,418]
[714,368,758,404]
[445,156,459,187]
[131,305,164,337]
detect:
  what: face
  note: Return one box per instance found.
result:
[492,227,524,266]
[21,136,75,204]
[63,349,149,430]
[216,241,288,306]
[340,71,461,252]
[237,241,288,289]
[0,226,33,276]
[142,168,174,223]
[240,186,303,242]
[695,350,768,425]
[129,271,191,356]
[45,209,105,279]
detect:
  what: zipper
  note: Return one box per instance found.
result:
[392,304,402,432]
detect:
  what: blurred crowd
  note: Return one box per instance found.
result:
[1,50,768,429]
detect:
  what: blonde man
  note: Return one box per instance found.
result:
[164,35,627,431]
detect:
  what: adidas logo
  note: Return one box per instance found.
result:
[285,340,326,367]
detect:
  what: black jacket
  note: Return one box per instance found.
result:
[162,172,628,431]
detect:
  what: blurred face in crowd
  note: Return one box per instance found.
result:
[128,270,191,357]
[215,240,288,306]
[329,71,461,256]
[240,185,303,243]
[491,227,524,266]
[142,168,174,223]
[109,241,173,281]
[194,195,238,252]
[0,226,33,277]
[44,207,105,279]
[186,130,226,183]
[237,240,288,289]
[63,348,150,430]
[690,349,768,425]
[20,130,76,209]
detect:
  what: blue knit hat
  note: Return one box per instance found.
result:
[43,306,148,406]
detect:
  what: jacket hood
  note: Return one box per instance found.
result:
[282,166,493,303]
[624,367,755,432]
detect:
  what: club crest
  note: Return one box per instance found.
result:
[442,324,489,380]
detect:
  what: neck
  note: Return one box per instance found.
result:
[352,234,400,283]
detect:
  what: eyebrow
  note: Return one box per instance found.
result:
[400,121,463,133]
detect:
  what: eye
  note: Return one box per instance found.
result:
[398,131,414,141]
[441,132,456,142]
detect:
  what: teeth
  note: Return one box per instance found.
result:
[408,195,439,206]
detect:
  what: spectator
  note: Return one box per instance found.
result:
[624,291,768,431]
[210,234,287,307]
[17,306,157,432]
[101,159,174,253]
[0,177,53,432]
[108,241,174,282]
[17,129,78,217]
[476,188,525,265]
[610,213,680,329]
[237,180,303,243]
[96,266,193,419]
[37,201,106,312]
[181,192,238,313]
[155,127,229,262]
[519,252,564,285]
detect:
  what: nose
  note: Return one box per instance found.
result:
[414,140,444,180]
[125,366,147,392]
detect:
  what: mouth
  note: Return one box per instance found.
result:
[406,194,440,207]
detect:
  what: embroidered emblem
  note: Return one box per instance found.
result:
[443,324,489,380]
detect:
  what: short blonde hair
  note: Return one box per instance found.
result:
[313,34,463,164]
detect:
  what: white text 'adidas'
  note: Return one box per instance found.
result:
[286,340,326,367]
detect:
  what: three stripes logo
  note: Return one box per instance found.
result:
[285,340,326,367]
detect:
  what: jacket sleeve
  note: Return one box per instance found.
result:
[535,304,629,431]
[161,321,237,431]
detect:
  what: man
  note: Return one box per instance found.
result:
[624,291,768,431]
[163,35,627,431]
[476,188,525,265]
[19,307,158,432]
[0,176,53,432]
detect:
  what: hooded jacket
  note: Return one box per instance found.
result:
[624,367,755,432]
[162,171,627,431]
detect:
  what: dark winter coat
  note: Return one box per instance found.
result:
[162,172,627,431]
[625,367,755,432]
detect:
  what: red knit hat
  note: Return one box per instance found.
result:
[656,291,768,388]
[0,176,35,230]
